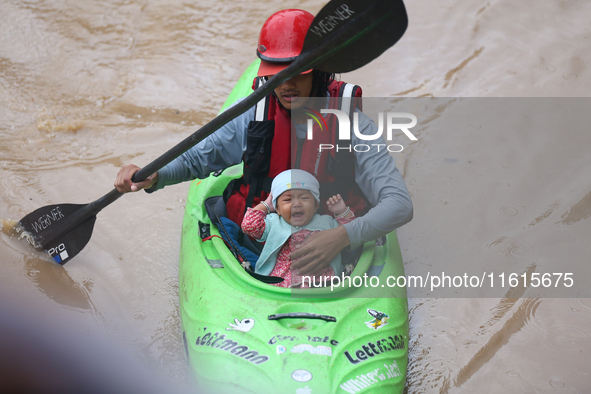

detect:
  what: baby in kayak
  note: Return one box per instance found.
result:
[241,169,354,288]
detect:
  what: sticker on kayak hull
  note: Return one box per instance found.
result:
[292,369,312,382]
[226,318,255,332]
[195,327,268,365]
[278,344,333,356]
[365,309,389,330]
[291,344,332,356]
[339,362,402,393]
[344,335,405,365]
[296,386,312,394]
[269,335,339,346]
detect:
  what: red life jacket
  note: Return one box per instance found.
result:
[224,79,369,225]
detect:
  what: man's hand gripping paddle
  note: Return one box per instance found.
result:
[18,0,408,264]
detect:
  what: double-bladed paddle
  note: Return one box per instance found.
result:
[18,0,408,264]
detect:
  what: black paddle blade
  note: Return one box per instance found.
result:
[19,204,96,265]
[303,0,408,73]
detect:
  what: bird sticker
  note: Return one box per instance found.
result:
[365,309,389,330]
[226,318,255,332]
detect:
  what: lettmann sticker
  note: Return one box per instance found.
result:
[344,335,405,364]
[195,327,269,365]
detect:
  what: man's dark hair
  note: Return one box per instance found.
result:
[311,70,336,97]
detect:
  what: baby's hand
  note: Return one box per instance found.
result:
[327,194,347,216]
[264,193,276,213]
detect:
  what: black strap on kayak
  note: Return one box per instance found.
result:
[268,313,337,322]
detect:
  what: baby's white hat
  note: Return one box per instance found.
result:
[271,169,320,209]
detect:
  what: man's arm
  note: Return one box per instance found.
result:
[149,106,255,192]
[343,109,413,249]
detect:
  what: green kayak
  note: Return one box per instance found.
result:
[179,60,409,393]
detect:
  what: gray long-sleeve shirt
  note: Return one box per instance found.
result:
[151,105,413,249]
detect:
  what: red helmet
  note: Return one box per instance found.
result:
[256,9,314,77]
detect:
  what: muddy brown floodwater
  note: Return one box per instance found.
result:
[1,0,590,392]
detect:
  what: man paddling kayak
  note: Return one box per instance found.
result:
[115,9,413,276]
